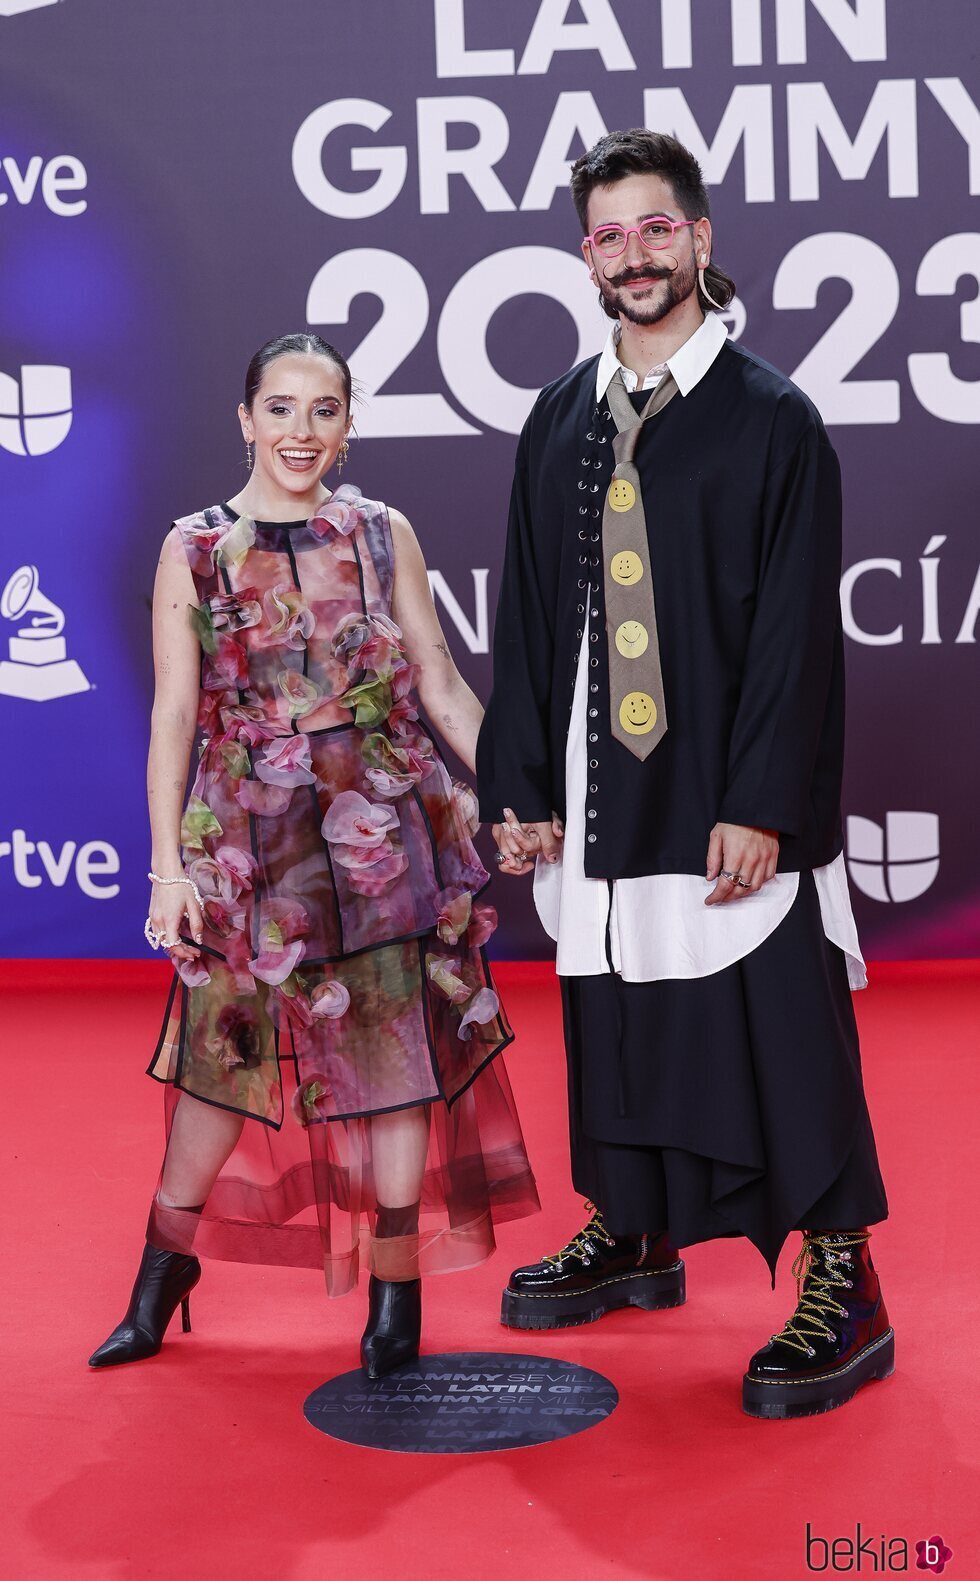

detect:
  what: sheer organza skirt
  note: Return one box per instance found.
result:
[148,995,539,1295]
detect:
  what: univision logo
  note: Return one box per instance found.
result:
[846,813,940,903]
[0,1,60,15]
[0,365,72,456]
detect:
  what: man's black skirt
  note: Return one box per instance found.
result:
[561,874,888,1278]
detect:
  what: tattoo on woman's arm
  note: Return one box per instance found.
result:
[442,712,459,733]
[433,641,450,660]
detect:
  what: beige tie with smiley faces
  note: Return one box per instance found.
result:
[603,368,679,760]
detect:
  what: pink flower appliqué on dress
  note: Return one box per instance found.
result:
[255,735,316,788]
[174,955,212,988]
[310,486,364,542]
[249,897,310,986]
[310,981,351,1019]
[321,791,409,897]
[425,954,471,1005]
[292,1075,332,1126]
[362,732,434,800]
[204,634,251,692]
[468,903,498,949]
[332,611,403,671]
[322,791,398,850]
[277,670,322,720]
[387,665,421,736]
[435,887,473,946]
[210,590,262,633]
[263,585,316,650]
[458,988,500,1041]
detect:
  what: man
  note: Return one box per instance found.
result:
[476,130,891,1420]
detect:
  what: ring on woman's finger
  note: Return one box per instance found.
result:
[493,851,507,865]
[720,869,741,883]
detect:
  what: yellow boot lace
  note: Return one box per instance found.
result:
[770,1231,870,1357]
[542,1203,616,1269]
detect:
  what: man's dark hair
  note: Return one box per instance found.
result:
[570,128,736,317]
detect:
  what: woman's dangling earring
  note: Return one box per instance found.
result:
[337,438,350,474]
[245,440,253,471]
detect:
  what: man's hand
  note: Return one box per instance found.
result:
[492,807,564,877]
[705,822,779,905]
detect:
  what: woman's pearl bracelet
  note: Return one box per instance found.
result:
[147,870,205,908]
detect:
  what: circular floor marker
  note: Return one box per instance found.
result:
[304,1351,618,1454]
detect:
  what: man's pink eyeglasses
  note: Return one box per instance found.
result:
[584,216,700,259]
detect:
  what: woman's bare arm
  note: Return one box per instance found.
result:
[389,508,484,774]
[147,529,205,954]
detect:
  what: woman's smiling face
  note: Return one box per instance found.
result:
[239,352,351,499]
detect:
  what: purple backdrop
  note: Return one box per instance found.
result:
[1,0,978,960]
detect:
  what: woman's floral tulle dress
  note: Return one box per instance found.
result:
[148,485,538,1292]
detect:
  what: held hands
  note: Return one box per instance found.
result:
[488,811,776,897]
[705,823,779,906]
[492,807,564,877]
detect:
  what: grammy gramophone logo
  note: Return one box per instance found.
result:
[0,565,89,701]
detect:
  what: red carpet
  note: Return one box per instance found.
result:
[1,958,977,1580]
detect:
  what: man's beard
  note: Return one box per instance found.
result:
[598,250,698,326]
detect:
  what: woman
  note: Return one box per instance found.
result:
[89,332,538,1377]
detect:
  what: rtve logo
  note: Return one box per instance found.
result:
[846,813,940,904]
[0,830,120,899]
[0,1,60,15]
[0,152,87,216]
[0,366,72,456]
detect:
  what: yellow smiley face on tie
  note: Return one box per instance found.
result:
[611,551,644,586]
[615,620,649,658]
[608,478,636,512]
[619,691,657,735]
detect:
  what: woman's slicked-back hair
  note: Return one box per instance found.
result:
[570,128,736,314]
[244,332,353,412]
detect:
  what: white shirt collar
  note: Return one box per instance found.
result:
[594,311,728,403]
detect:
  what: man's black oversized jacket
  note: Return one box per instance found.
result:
[476,337,846,879]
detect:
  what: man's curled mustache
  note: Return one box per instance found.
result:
[605,261,677,288]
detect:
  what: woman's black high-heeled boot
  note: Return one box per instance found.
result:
[360,1202,422,1379]
[360,1276,422,1379]
[89,1239,202,1368]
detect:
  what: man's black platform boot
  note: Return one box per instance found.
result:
[742,1229,894,1419]
[501,1205,685,1330]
